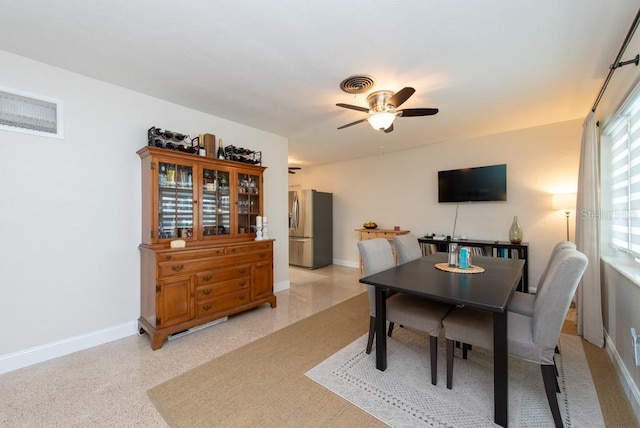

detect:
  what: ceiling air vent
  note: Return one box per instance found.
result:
[0,87,63,139]
[340,75,376,94]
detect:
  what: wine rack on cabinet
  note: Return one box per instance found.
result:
[137,147,276,349]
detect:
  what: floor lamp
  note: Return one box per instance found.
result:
[552,193,577,241]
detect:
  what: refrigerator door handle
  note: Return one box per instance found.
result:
[292,192,299,231]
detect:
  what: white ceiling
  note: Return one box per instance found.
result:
[0,1,637,167]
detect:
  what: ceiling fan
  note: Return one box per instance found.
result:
[336,87,438,133]
[288,167,301,174]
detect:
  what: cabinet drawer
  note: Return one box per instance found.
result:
[158,258,219,278]
[196,265,251,285]
[360,231,406,241]
[360,231,383,240]
[196,290,251,317]
[195,277,250,301]
[227,251,272,266]
[157,247,225,262]
[226,242,272,256]
[376,231,394,239]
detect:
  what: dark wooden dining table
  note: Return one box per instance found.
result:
[359,252,524,427]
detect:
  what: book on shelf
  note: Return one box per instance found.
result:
[490,247,521,259]
[420,243,439,256]
[470,246,485,256]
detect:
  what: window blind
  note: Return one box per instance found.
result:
[605,91,640,256]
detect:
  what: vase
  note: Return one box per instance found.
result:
[509,216,523,244]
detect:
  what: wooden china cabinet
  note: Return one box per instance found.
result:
[137,146,276,350]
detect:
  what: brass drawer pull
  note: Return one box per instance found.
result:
[239,281,247,287]
[239,296,246,301]
[258,252,267,258]
[172,264,184,272]
[202,289,212,295]
[203,275,212,281]
[239,268,247,274]
[203,304,212,311]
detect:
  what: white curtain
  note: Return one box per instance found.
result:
[575,111,604,348]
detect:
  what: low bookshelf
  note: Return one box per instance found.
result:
[418,237,529,293]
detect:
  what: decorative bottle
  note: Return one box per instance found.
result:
[217,138,225,160]
[509,216,523,244]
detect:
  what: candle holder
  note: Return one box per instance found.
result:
[261,218,269,240]
[255,216,263,240]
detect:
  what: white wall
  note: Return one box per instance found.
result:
[289,119,583,290]
[0,50,289,372]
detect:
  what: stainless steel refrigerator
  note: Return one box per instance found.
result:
[289,189,333,268]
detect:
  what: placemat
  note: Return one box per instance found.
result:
[435,262,485,274]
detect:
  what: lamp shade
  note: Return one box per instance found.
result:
[552,192,577,211]
[367,112,395,131]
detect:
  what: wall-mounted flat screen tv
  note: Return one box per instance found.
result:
[438,164,507,202]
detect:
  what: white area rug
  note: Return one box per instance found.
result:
[306,328,604,427]
[289,268,327,286]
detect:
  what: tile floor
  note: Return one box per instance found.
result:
[0,265,365,427]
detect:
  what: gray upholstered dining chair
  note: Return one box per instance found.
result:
[358,238,452,385]
[508,241,576,317]
[509,241,576,365]
[441,248,587,428]
[393,233,423,265]
[389,232,425,336]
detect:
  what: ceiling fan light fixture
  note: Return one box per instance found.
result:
[368,112,396,131]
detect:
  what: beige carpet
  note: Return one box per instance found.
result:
[148,293,385,428]
[148,293,634,427]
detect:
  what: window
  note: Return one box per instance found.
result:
[603,89,640,257]
[0,86,63,139]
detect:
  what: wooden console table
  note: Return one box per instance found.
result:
[356,228,410,273]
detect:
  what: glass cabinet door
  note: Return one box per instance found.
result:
[158,162,194,240]
[237,172,260,235]
[201,168,231,238]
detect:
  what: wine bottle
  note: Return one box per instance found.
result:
[193,136,205,157]
[217,138,225,160]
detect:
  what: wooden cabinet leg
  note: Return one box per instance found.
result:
[151,333,166,350]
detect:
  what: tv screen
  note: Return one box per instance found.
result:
[438,164,507,202]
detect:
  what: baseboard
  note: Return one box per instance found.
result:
[605,330,640,420]
[274,279,290,293]
[0,321,138,375]
[333,258,359,268]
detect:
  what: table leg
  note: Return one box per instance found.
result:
[375,287,387,371]
[493,311,508,427]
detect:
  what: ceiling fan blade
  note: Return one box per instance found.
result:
[387,87,415,108]
[398,108,439,117]
[338,118,368,130]
[336,103,369,113]
[383,123,394,133]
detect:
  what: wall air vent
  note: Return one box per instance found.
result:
[0,87,63,139]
